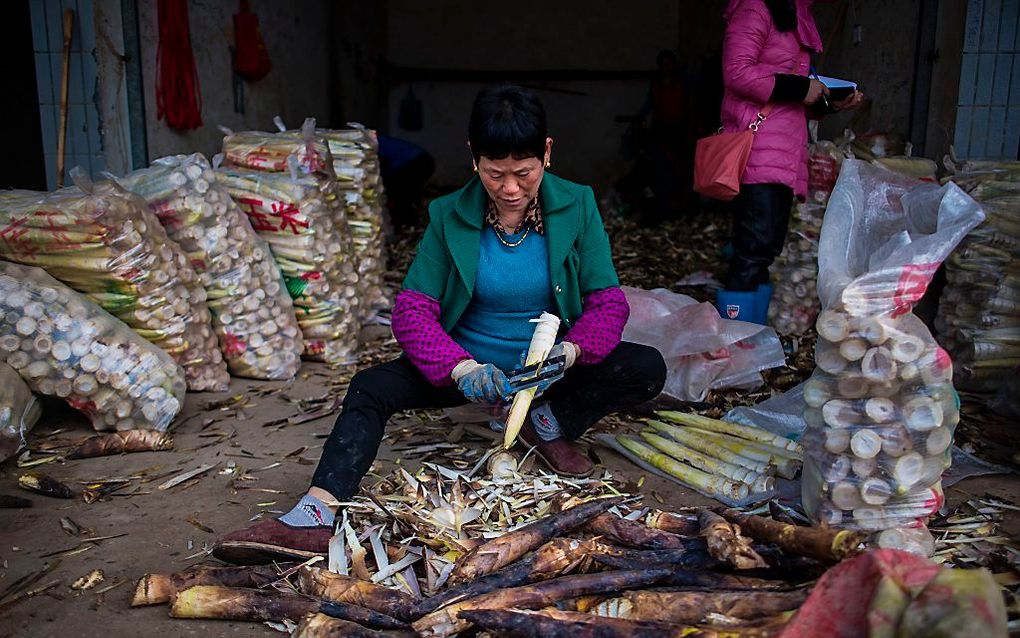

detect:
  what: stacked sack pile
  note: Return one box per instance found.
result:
[0,172,227,391]
[216,119,362,365]
[319,125,390,321]
[118,154,303,380]
[768,141,847,334]
[801,160,984,555]
[936,160,1020,394]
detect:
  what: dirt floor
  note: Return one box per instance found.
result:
[2,348,1019,637]
[3,213,1019,637]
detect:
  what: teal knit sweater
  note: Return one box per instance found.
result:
[449,226,554,372]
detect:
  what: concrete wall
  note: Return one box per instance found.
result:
[331,2,388,129]
[385,0,681,187]
[137,0,333,165]
[811,0,926,144]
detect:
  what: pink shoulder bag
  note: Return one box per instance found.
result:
[693,105,774,201]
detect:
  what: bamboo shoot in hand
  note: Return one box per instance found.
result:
[504,312,560,449]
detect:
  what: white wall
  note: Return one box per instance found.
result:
[137,0,332,165]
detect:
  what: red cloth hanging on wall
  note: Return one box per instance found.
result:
[233,0,271,81]
[155,0,203,130]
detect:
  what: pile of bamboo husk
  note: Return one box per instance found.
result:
[0,175,228,391]
[0,361,41,461]
[135,459,864,637]
[612,412,802,503]
[936,160,1020,393]
[219,120,361,364]
[0,262,185,433]
[319,125,390,321]
[769,142,847,335]
[118,153,304,380]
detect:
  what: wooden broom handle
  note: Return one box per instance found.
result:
[56,9,74,188]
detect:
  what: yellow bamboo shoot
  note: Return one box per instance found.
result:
[655,410,803,454]
[616,436,749,501]
[640,430,774,494]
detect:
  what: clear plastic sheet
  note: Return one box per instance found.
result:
[0,262,185,432]
[936,161,1020,393]
[622,286,786,401]
[801,160,984,539]
[118,153,303,380]
[0,361,41,461]
[0,171,228,391]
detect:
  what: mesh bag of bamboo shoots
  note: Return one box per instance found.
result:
[216,165,361,365]
[117,153,304,380]
[935,161,1020,393]
[0,361,41,461]
[0,261,185,433]
[769,142,847,334]
[801,160,984,549]
[319,124,390,320]
[220,120,361,364]
[0,173,228,391]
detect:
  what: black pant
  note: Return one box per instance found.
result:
[726,183,794,291]
[311,342,667,499]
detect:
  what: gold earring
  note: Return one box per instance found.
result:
[472,163,478,173]
[544,160,551,168]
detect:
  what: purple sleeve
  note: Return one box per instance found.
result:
[391,289,472,386]
[563,287,630,365]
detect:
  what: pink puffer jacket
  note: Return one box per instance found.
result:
[721,0,822,198]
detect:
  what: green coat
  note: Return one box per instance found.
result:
[402,173,620,332]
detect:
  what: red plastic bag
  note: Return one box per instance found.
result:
[233,0,270,81]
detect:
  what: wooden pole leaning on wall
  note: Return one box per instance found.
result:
[56,8,74,188]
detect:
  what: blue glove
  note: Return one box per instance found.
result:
[451,360,512,404]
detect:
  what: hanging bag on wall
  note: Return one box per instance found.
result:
[233,0,271,81]
[693,105,773,201]
[155,0,203,130]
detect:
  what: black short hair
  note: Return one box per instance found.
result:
[468,84,547,162]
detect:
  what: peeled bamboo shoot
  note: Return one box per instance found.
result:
[504,312,560,449]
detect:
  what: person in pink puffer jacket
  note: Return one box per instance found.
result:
[715,0,863,324]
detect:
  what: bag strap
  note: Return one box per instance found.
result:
[748,104,775,133]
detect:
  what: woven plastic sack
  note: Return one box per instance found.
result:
[217,166,361,364]
[118,153,303,380]
[319,124,390,320]
[220,119,361,363]
[0,171,228,391]
[0,361,41,461]
[801,160,984,537]
[0,262,185,432]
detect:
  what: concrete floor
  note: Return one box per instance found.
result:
[1,361,1018,638]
